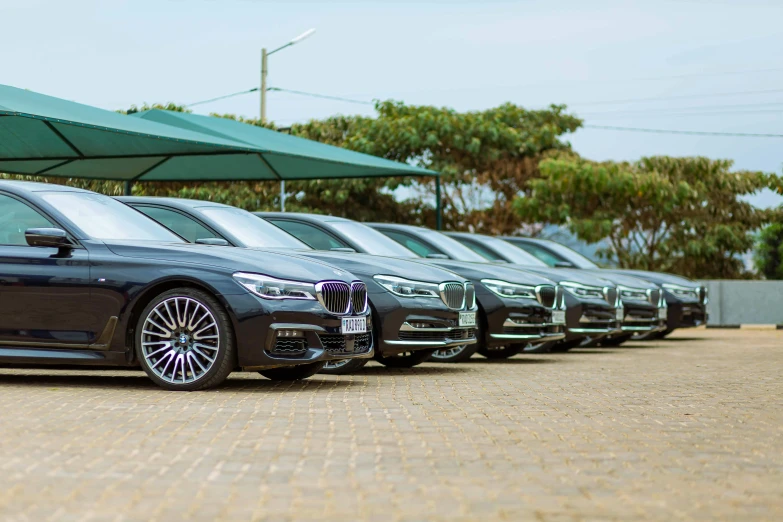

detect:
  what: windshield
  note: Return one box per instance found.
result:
[539,240,599,268]
[40,192,183,242]
[329,221,419,258]
[199,207,311,249]
[474,236,548,266]
[414,229,488,262]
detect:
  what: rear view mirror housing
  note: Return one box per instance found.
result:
[195,238,230,246]
[25,228,72,249]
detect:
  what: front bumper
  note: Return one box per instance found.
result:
[666,297,708,329]
[621,300,667,333]
[223,291,373,369]
[368,290,477,357]
[564,296,623,341]
[480,292,566,347]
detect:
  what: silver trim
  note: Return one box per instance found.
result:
[534,284,558,309]
[315,280,351,315]
[438,281,466,310]
[489,331,566,341]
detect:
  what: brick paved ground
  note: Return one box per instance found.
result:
[0,328,781,522]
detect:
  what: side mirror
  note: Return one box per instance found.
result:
[195,238,230,246]
[554,262,575,268]
[425,253,449,259]
[25,228,72,249]
[329,247,356,253]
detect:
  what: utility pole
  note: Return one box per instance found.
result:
[260,29,316,212]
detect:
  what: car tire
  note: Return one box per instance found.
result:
[478,344,523,359]
[136,287,235,391]
[259,361,325,381]
[522,341,558,354]
[600,333,633,346]
[320,358,369,375]
[376,349,437,368]
[429,342,481,363]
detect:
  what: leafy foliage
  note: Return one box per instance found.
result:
[754,223,783,279]
[515,155,782,279]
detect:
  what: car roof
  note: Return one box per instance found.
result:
[366,222,430,231]
[116,196,230,210]
[500,236,558,246]
[0,180,91,194]
[257,212,353,224]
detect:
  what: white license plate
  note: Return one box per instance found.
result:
[658,308,668,319]
[341,317,367,334]
[458,312,477,327]
[551,310,566,324]
[616,308,624,321]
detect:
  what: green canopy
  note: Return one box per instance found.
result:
[130,109,436,181]
[0,84,261,181]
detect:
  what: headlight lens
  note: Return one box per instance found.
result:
[662,283,700,299]
[234,272,316,300]
[618,285,648,301]
[481,279,537,299]
[374,275,440,297]
[561,281,604,299]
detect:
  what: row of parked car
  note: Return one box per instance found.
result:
[0,181,708,391]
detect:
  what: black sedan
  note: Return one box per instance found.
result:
[0,181,373,391]
[500,237,708,338]
[256,213,568,361]
[116,197,479,374]
[443,232,668,347]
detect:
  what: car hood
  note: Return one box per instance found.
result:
[607,269,699,288]
[103,241,357,284]
[419,259,557,286]
[573,270,660,290]
[500,264,617,287]
[289,251,467,284]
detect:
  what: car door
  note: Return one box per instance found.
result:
[0,193,95,348]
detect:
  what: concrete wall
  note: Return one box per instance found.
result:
[700,280,783,326]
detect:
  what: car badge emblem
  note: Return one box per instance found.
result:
[179,334,188,344]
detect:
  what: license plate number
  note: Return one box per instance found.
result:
[341,317,367,334]
[551,310,566,324]
[616,308,624,321]
[658,308,667,319]
[458,312,477,327]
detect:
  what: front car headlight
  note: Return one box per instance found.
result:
[618,285,649,301]
[481,279,537,299]
[662,283,701,301]
[373,275,440,298]
[561,281,605,299]
[234,272,316,300]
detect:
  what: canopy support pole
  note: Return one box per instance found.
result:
[435,176,442,230]
[124,181,133,195]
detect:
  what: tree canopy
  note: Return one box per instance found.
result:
[515,155,782,279]
[754,223,783,280]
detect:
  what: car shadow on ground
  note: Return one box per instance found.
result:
[562,349,618,355]
[352,365,469,376]
[467,357,558,364]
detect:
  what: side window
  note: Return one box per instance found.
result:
[269,220,348,250]
[380,230,437,258]
[133,206,217,244]
[516,243,563,267]
[0,194,55,246]
[455,238,503,261]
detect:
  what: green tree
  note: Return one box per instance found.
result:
[754,223,783,279]
[515,155,781,279]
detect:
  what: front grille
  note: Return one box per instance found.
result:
[351,282,368,313]
[465,283,476,309]
[536,285,557,308]
[648,289,661,306]
[316,281,350,315]
[555,286,564,308]
[603,287,618,306]
[268,338,308,357]
[699,286,708,304]
[440,282,465,309]
[318,333,372,355]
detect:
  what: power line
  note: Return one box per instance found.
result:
[268,87,373,106]
[578,101,783,117]
[185,87,259,107]
[582,125,783,138]
[568,88,783,107]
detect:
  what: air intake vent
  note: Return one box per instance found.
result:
[316,281,351,315]
[603,287,618,306]
[351,282,368,314]
[536,285,557,308]
[439,282,465,310]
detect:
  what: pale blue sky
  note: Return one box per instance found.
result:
[2,0,782,206]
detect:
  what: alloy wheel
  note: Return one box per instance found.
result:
[140,296,220,385]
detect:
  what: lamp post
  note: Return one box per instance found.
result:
[261,28,316,212]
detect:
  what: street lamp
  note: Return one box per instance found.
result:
[261,28,317,212]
